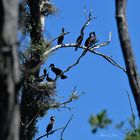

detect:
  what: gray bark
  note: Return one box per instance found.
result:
[115,0,140,118]
[0,0,20,140]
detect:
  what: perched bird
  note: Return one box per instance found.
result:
[46,116,55,137]
[57,27,65,45]
[35,69,46,82]
[49,64,67,79]
[75,32,84,51]
[46,73,54,82]
[89,32,96,46]
[84,32,96,52]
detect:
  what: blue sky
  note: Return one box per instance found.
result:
[34,0,140,140]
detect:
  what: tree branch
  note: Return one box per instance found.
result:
[92,50,126,73]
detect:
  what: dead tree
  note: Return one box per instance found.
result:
[115,0,140,118]
[0,0,20,140]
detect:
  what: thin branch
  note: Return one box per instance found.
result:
[83,6,88,20]
[92,50,126,73]
[60,114,73,140]
[126,91,136,130]
[63,51,86,73]
[26,107,43,128]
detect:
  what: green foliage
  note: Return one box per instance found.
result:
[89,110,112,133]
[125,125,140,140]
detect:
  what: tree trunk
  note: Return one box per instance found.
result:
[115,0,140,118]
[0,0,19,140]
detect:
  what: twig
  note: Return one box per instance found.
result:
[83,6,88,20]
[126,91,136,130]
[60,114,73,140]
[26,107,43,128]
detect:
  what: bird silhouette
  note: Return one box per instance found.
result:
[46,73,54,82]
[35,69,47,82]
[57,27,65,45]
[75,32,84,51]
[43,69,47,76]
[84,32,96,52]
[46,116,55,137]
[49,64,67,79]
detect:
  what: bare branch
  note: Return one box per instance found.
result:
[63,51,86,73]
[92,50,126,73]
[44,32,126,74]
[43,32,112,58]
[60,114,73,140]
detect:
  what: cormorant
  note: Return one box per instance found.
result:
[57,28,65,45]
[75,32,84,51]
[84,32,96,52]
[49,64,67,79]
[35,69,47,82]
[46,73,54,82]
[43,69,47,76]
[46,116,55,137]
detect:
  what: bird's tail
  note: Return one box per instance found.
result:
[61,74,67,79]
[75,46,78,51]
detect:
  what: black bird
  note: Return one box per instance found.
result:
[49,64,67,79]
[46,73,54,82]
[75,32,84,51]
[43,69,47,76]
[46,116,55,137]
[57,27,65,45]
[35,69,46,82]
[84,32,96,52]
[89,32,96,46]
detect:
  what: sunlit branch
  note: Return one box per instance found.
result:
[92,50,126,73]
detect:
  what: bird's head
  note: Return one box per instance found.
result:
[50,116,55,121]
[62,27,65,33]
[49,64,55,68]
[92,32,96,36]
